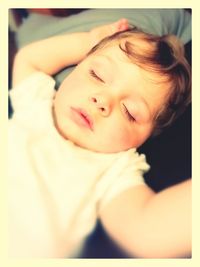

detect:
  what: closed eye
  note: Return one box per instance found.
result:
[123,104,135,122]
[89,69,105,83]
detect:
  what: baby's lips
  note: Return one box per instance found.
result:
[70,107,94,131]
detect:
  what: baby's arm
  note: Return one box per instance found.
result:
[12,19,129,87]
[100,179,191,258]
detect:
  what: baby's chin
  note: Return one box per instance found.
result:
[52,108,138,154]
[56,124,137,154]
[72,139,134,154]
[56,126,136,153]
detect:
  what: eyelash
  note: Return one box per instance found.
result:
[123,104,135,122]
[90,69,135,123]
[89,69,104,83]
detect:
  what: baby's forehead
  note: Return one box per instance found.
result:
[112,33,155,51]
[91,43,170,95]
[99,36,155,63]
[92,41,169,83]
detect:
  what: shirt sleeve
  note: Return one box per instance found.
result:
[9,72,56,113]
[96,148,150,212]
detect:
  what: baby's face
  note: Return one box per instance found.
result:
[53,44,169,153]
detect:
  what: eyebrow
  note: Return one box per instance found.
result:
[98,54,115,67]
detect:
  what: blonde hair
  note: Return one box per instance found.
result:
[88,27,191,136]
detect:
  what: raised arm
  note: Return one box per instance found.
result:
[12,19,129,87]
[100,179,191,258]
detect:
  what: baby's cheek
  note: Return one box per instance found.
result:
[118,133,134,149]
[107,128,134,150]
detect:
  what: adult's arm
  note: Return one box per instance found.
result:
[100,179,191,258]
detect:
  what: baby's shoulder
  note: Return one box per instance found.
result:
[9,72,56,112]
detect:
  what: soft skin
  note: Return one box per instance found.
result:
[53,44,168,153]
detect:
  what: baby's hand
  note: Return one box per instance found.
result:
[90,18,129,48]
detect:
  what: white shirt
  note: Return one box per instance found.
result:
[8,72,149,258]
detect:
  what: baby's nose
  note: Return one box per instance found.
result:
[90,94,111,116]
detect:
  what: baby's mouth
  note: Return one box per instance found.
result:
[70,107,94,131]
